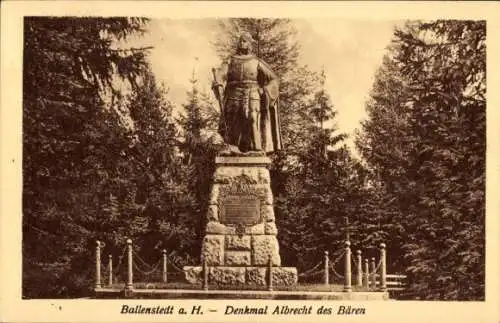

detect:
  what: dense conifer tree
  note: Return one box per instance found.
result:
[22,17,150,297]
[357,20,485,300]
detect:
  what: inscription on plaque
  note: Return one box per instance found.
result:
[221,196,261,225]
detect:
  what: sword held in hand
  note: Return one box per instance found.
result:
[211,68,224,117]
[211,67,227,136]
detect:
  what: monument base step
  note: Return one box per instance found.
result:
[183,266,297,286]
[95,287,389,300]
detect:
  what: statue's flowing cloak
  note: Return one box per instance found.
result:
[258,60,282,152]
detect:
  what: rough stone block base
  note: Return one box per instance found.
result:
[246,267,267,285]
[271,267,298,285]
[185,156,297,288]
[210,267,246,285]
[183,266,297,286]
[202,235,224,266]
[251,235,281,266]
[225,251,251,266]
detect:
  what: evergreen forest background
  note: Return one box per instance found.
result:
[22,17,485,300]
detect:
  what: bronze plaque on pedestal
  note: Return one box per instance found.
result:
[220,196,261,225]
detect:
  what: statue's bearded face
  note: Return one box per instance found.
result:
[237,37,252,54]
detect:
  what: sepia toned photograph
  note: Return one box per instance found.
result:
[1,2,499,323]
[21,15,486,301]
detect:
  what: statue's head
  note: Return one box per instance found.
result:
[237,32,255,54]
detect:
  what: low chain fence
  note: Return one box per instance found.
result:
[95,240,187,289]
[94,240,406,292]
[296,241,406,292]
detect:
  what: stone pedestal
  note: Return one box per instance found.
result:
[183,155,297,286]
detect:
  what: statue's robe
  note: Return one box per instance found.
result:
[219,54,282,152]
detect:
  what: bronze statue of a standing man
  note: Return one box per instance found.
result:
[212,32,282,153]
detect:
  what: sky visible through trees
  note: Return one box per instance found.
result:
[126,18,400,151]
[20,17,485,301]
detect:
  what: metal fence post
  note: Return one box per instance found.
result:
[126,239,133,290]
[267,256,273,291]
[343,241,352,292]
[324,251,329,285]
[356,250,363,287]
[95,241,102,289]
[162,249,167,283]
[363,258,369,288]
[370,257,376,289]
[108,255,113,286]
[202,258,208,291]
[379,243,387,291]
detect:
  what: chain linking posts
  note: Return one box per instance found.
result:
[356,250,363,287]
[126,239,133,290]
[379,243,387,291]
[95,241,102,289]
[343,241,352,292]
